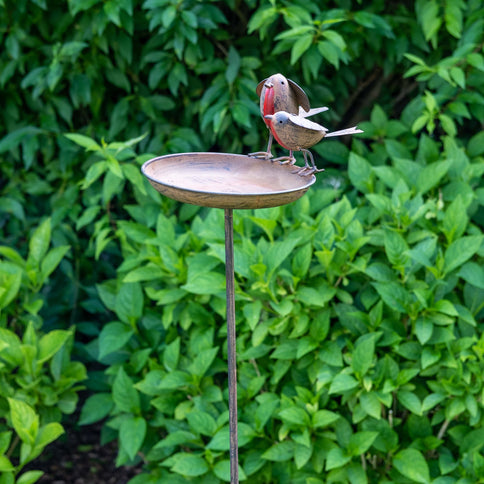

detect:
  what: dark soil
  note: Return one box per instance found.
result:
[27,421,143,484]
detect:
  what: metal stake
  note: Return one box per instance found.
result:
[224,208,238,484]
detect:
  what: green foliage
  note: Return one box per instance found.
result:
[0,219,86,483]
[1,0,484,482]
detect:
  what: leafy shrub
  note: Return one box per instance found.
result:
[0,219,87,483]
[1,0,484,482]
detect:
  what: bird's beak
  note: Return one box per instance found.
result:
[264,81,273,88]
[264,115,274,120]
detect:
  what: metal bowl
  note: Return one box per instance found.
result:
[141,152,315,209]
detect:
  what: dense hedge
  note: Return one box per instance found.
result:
[1,0,484,483]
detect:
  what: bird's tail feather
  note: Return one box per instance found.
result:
[325,126,363,137]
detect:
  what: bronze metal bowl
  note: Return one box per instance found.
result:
[141,152,315,209]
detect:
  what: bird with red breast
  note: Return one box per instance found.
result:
[249,73,328,159]
[264,111,363,176]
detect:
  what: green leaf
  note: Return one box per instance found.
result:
[98,322,134,359]
[360,392,381,419]
[115,282,144,324]
[467,131,484,157]
[422,393,446,412]
[158,370,191,390]
[416,160,451,194]
[326,447,351,470]
[297,283,336,308]
[264,236,301,275]
[312,409,340,428]
[225,46,241,84]
[38,330,70,364]
[329,374,359,394]
[317,40,340,68]
[0,266,22,310]
[64,133,101,151]
[82,161,108,189]
[28,218,51,268]
[397,391,422,416]
[0,126,42,153]
[348,431,378,456]
[450,66,465,89]
[16,471,44,484]
[243,300,263,331]
[384,229,409,267]
[278,406,310,427]
[442,195,468,243]
[112,367,140,413]
[188,347,218,377]
[416,317,433,345]
[444,235,483,274]
[247,6,278,34]
[291,34,313,64]
[79,393,114,425]
[40,245,70,282]
[458,262,484,289]
[0,432,12,455]
[152,430,197,450]
[187,410,217,436]
[120,416,146,460]
[60,41,87,58]
[181,271,225,295]
[262,441,294,462]
[394,448,430,483]
[0,456,14,472]
[418,0,442,42]
[352,335,376,377]
[163,337,180,371]
[372,282,410,313]
[35,422,64,449]
[166,453,209,477]
[348,153,372,193]
[8,399,39,445]
[295,442,313,469]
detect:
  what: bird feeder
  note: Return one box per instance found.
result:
[141,72,362,483]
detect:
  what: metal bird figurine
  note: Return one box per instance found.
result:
[249,73,328,159]
[265,111,363,175]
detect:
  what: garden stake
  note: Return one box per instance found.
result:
[141,152,316,484]
[224,208,238,483]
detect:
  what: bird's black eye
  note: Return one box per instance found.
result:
[281,81,284,84]
[279,120,283,123]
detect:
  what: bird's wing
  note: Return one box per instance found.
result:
[325,126,364,137]
[299,106,329,118]
[256,78,267,98]
[288,78,310,112]
[288,114,327,132]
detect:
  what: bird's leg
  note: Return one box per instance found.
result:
[248,132,274,159]
[297,149,324,176]
[273,150,296,165]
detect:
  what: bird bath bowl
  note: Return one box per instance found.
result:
[141,152,316,483]
[141,152,315,209]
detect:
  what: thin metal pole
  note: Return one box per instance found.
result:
[224,208,238,484]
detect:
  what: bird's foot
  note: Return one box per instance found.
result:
[273,156,296,165]
[248,151,273,160]
[296,167,325,177]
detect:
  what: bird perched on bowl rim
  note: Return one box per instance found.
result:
[264,111,363,175]
[249,73,328,159]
